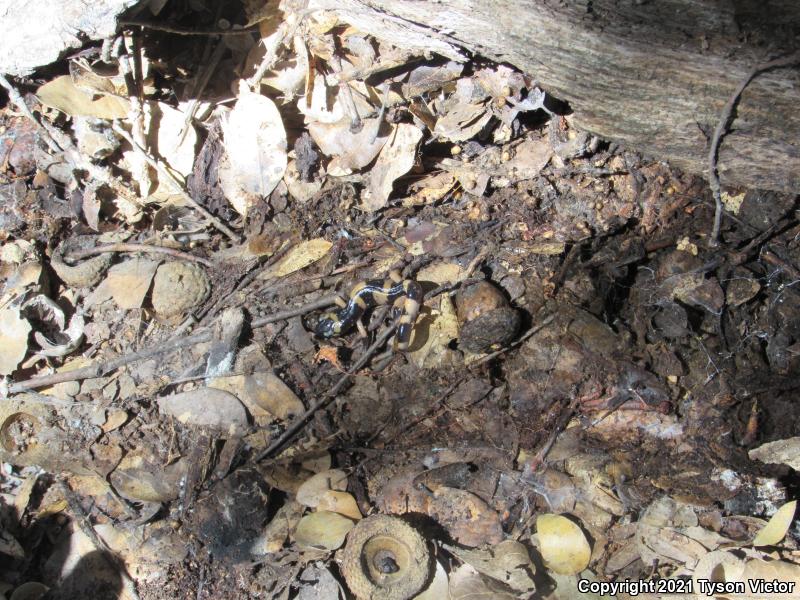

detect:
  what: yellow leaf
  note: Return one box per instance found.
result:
[294,511,354,551]
[537,513,592,575]
[752,500,797,546]
[265,238,332,278]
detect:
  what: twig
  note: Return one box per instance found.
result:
[256,324,398,460]
[66,243,213,267]
[707,52,800,247]
[0,74,62,153]
[247,11,308,90]
[112,123,242,243]
[7,296,340,394]
[118,19,258,35]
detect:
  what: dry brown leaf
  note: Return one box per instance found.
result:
[220,83,287,217]
[294,511,354,551]
[110,451,187,503]
[402,171,456,207]
[403,62,464,98]
[752,500,797,546]
[296,469,348,508]
[253,500,305,555]
[263,238,332,278]
[434,102,491,142]
[210,371,304,423]
[364,123,423,211]
[36,75,129,119]
[408,295,460,369]
[446,540,536,593]
[0,306,31,375]
[637,524,708,570]
[499,136,553,182]
[307,117,389,175]
[104,258,160,310]
[158,388,248,437]
[537,514,592,575]
[448,564,517,600]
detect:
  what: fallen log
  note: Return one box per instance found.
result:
[309,0,800,194]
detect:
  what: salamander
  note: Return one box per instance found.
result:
[315,270,423,351]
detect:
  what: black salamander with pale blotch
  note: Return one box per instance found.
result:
[315,270,423,350]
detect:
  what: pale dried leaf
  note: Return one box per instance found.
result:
[298,75,347,124]
[549,570,614,600]
[151,102,197,178]
[364,123,423,211]
[402,171,456,207]
[408,295,459,369]
[500,137,553,182]
[297,563,344,600]
[448,564,516,600]
[105,258,160,310]
[36,75,129,119]
[0,306,31,375]
[261,36,309,100]
[294,511,354,551]
[537,513,592,575]
[210,371,304,422]
[220,83,287,217]
[749,438,800,471]
[264,238,332,278]
[34,310,84,358]
[447,540,536,593]
[296,469,348,508]
[416,261,463,286]
[403,62,464,98]
[308,117,389,175]
[637,524,707,569]
[82,185,102,231]
[413,560,449,600]
[253,500,305,555]
[752,500,797,546]
[434,103,491,142]
[158,388,248,438]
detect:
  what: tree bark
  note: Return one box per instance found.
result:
[309,0,800,194]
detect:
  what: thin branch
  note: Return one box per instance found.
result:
[707,52,800,246]
[118,19,258,36]
[7,296,340,394]
[66,243,213,267]
[256,323,398,461]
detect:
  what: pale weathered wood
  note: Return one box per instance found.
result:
[0,0,140,77]
[310,0,800,193]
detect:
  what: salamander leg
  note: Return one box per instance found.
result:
[334,295,348,309]
[356,320,368,338]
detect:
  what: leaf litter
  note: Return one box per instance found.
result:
[0,2,799,599]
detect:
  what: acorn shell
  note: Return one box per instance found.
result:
[340,515,431,600]
[151,262,211,318]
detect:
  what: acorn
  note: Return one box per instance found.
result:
[340,515,431,600]
[456,280,521,353]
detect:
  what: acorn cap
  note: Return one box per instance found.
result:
[340,514,431,600]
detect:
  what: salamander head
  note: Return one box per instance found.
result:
[314,313,342,339]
